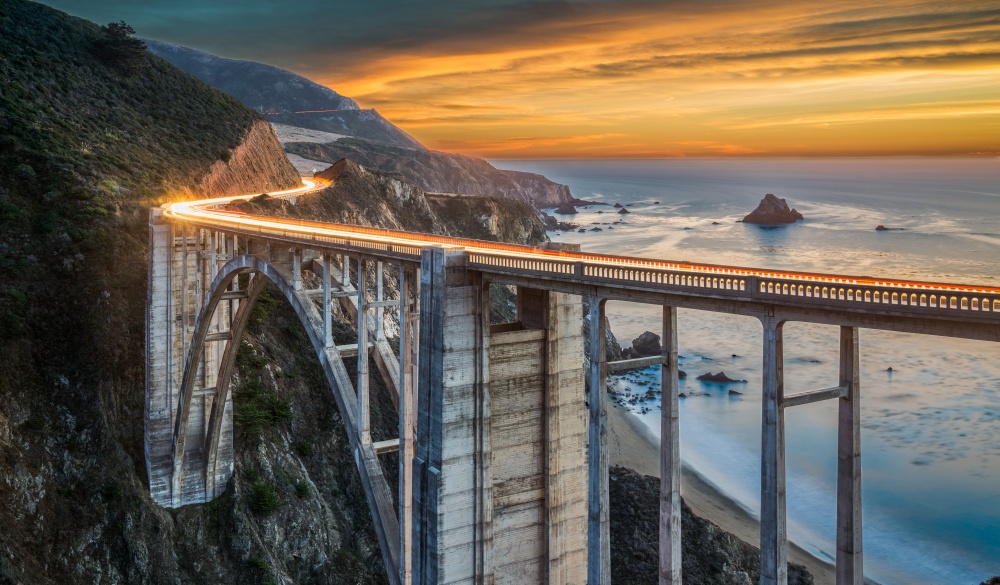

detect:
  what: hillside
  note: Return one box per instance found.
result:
[142,41,576,209]
[145,39,424,150]
[287,138,574,208]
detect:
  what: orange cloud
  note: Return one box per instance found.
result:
[309,0,1000,158]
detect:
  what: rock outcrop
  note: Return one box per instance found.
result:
[610,466,814,585]
[697,371,747,383]
[741,194,804,225]
[631,331,662,356]
[286,138,575,208]
[199,119,300,196]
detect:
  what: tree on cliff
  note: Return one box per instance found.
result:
[94,20,147,76]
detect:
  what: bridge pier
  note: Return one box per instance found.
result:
[759,321,864,585]
[660,306,681,585]
[146,212,235,506]
[413,248,588,584]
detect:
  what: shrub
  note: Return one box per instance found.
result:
[248,480,281,515]
[294,480,309,499]
[248,554,267,570]
[294,441,313,457]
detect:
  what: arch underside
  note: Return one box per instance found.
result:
[171,254,401,579]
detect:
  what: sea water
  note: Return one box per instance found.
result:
[492,158,1000,585]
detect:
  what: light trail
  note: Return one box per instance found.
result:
[162,179,1000,297]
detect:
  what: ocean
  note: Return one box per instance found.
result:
[492,158,1000,585]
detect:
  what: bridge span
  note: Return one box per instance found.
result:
[146,179,1000,585]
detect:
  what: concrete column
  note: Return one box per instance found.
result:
[587,297,610,585]
[660,306,681,585]
[413,246,486,585]
[324,255,333,349]
[837,326,863,585]
[399,265,415,585]
[146,209,178,505]
[545,291,588,585]
[358,257,371,445]
[293,248,302,291]
[377,261,385,340]
[343,254,351,287]
[760,317,787,585]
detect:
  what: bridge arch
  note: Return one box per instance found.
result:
[165,252,403,580]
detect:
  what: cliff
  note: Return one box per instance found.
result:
[200,119,302,196]
[286,138,574,208]
[229,158,547,247]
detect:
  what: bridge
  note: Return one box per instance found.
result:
[145,179,1000,585]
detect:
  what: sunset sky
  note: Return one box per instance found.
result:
[46,0,1000,158]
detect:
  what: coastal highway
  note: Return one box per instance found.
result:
[162,178,1000,320]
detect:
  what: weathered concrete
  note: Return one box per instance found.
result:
[759,317,787,585]
[837,327,863,585]
[660,306,681,585]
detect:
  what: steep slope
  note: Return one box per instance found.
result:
[145,39,424,150]
[287,138,575,208]
[0,1,315,583]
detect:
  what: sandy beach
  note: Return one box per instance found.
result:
[607,403,836,585]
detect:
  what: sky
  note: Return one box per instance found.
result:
[44,0,1000,158]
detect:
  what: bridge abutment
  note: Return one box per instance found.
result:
[146,211,233,507]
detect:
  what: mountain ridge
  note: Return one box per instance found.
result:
[144,39,424,150]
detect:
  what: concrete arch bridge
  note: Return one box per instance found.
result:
[145,179,1000,585]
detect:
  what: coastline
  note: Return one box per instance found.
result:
[607,403,837,585]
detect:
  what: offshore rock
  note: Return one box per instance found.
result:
[554,203,578,214]
[741,194,804,225]
[697,371,747,383]
[631,331,662,356]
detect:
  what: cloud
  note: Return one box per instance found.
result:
[43,0,1000,157]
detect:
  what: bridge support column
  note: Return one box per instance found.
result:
[660,306,681,585]
[413,252,587,585]
[760,317,787,585]
[836,327,863,585]
[146,213,232,506]
[587,297,610,585]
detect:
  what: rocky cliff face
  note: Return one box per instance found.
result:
[200,119,302,196]
[286,138,575,209]
[228,159,547,247]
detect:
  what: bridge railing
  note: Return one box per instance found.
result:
[170,207,1000,322]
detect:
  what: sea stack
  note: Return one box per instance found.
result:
[741,193,804,225]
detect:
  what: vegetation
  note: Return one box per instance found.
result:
[248,480,282,515]
[234,342,292,437]
[92,20,147,76]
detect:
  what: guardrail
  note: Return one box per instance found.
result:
[163,193,1000,323]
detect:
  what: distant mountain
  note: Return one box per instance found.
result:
[145,39,423,149]
[146,40,577,208]
[286,138,575,208]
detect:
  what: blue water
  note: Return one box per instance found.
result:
[493,158,1000,585]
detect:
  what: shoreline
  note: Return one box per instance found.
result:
[607,403,837,585]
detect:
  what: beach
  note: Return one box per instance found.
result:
[607,402,837,584]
